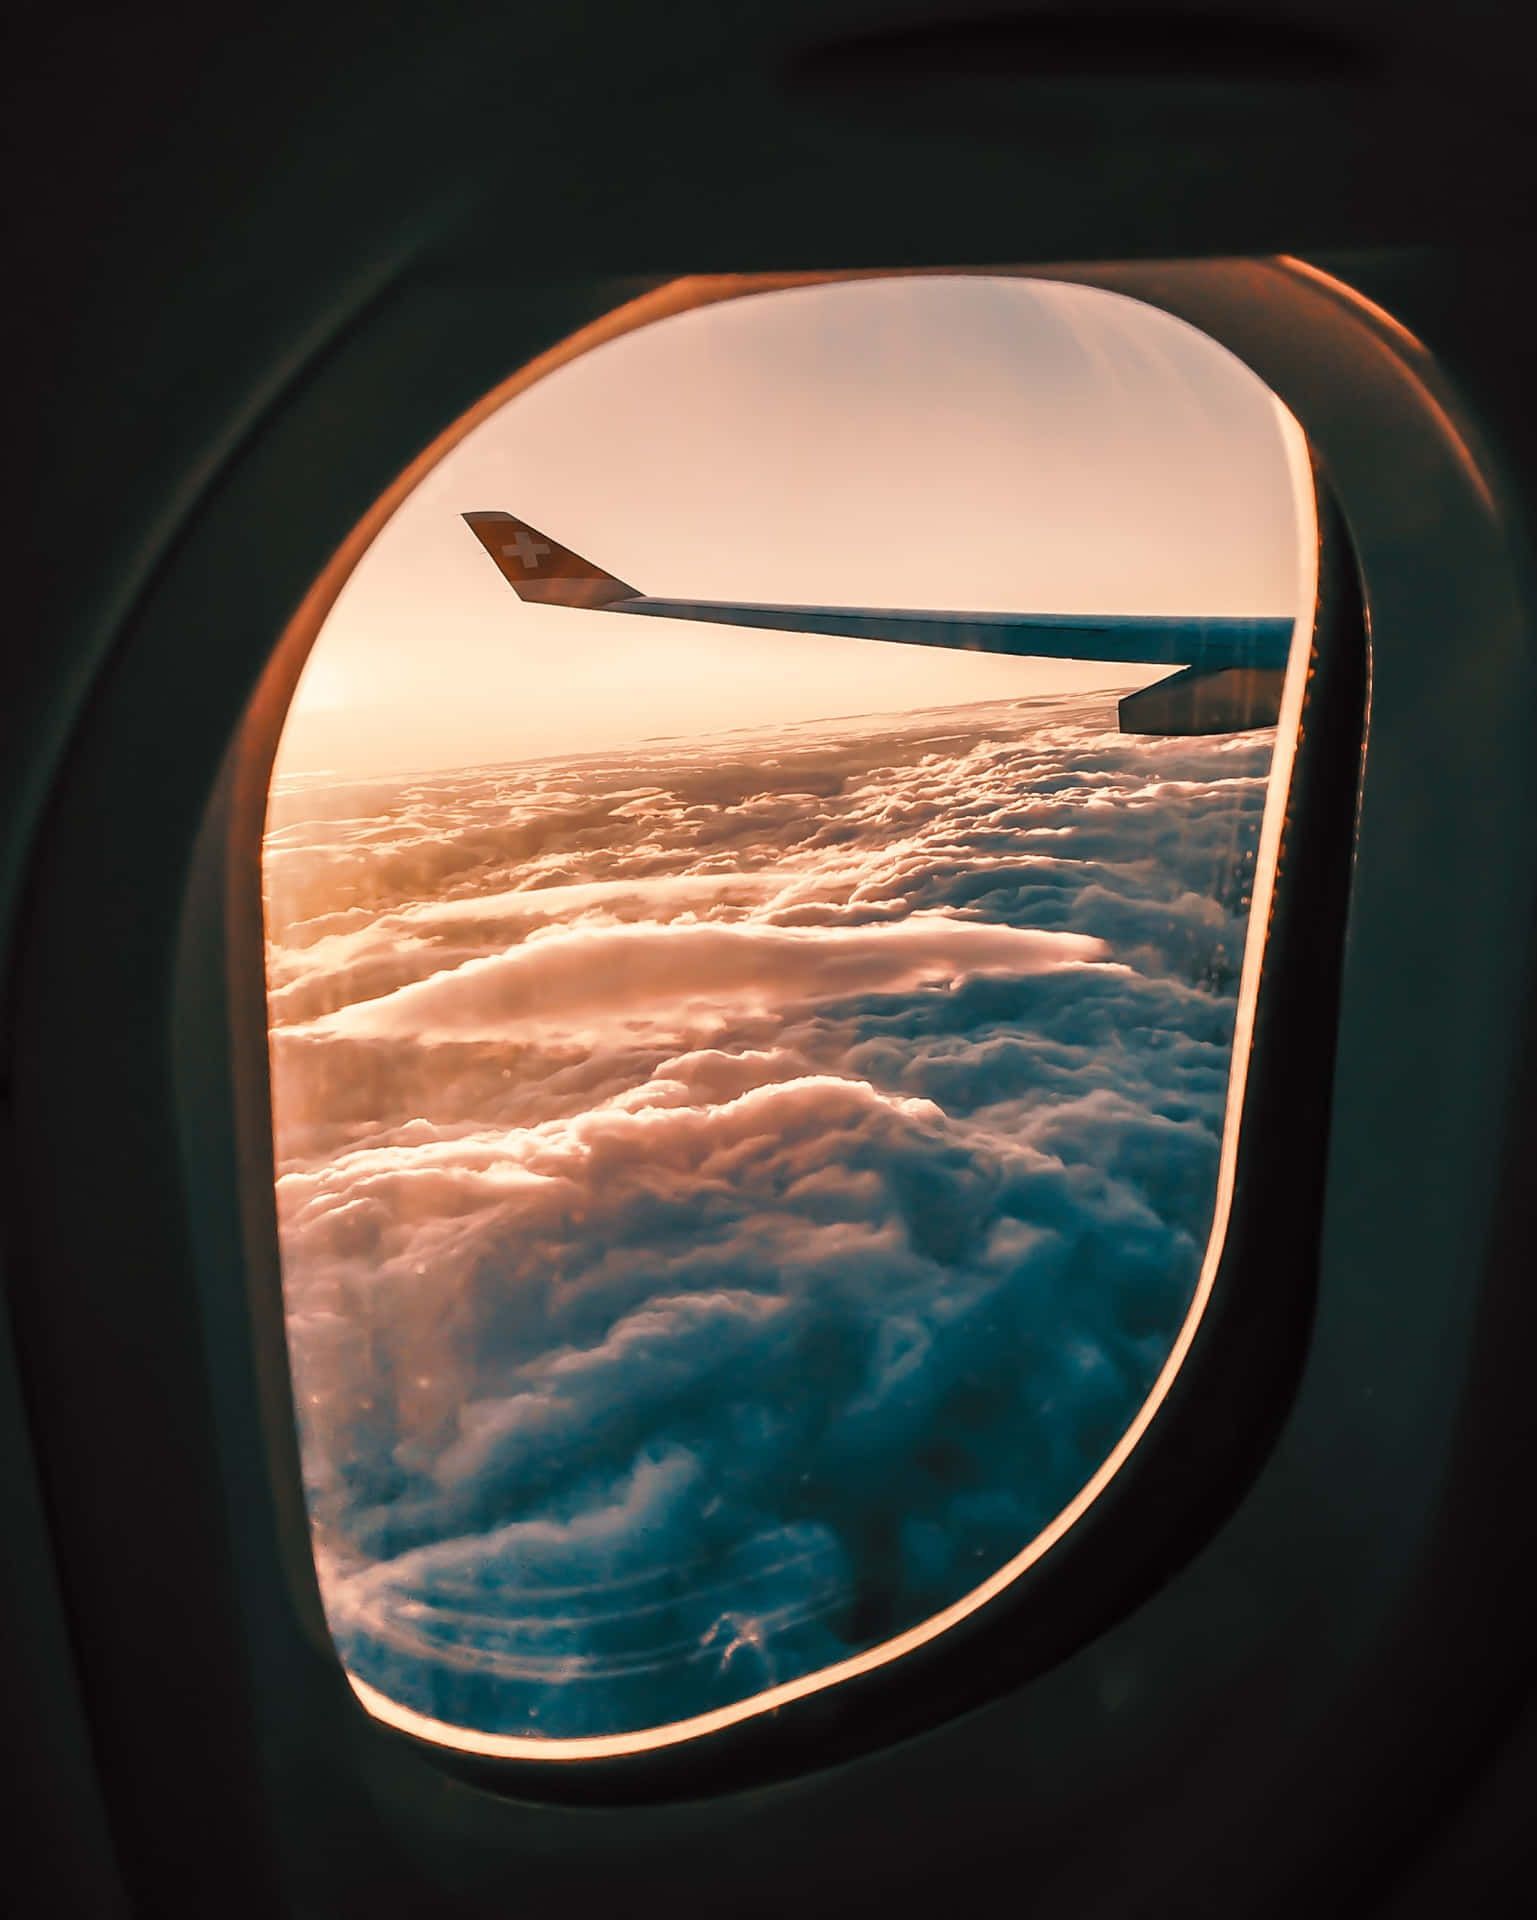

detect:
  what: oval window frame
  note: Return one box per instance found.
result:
[245,268,1362,1785]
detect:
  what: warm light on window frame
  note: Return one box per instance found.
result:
[257,268,1321,1764]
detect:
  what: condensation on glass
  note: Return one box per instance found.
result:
[262,273,1316,1756]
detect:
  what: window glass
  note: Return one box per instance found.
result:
[264,274,1312,1750]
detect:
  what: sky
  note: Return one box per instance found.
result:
[275,274,1306,778]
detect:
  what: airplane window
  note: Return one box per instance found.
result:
[263,273,1315,1755]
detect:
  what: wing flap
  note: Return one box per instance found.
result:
[1118,664,1286,733]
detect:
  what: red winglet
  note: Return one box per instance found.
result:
[462,512,639,608]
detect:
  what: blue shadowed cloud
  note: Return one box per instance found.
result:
[266,688,1271,1737]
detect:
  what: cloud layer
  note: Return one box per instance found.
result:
[266,689,1272,1737]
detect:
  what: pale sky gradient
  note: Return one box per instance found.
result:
[277,275,1308,779]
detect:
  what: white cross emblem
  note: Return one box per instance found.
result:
[501,529,553,570]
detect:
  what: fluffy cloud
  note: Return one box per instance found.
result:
[267,690,1272,1736]
[309,915,1104,1044]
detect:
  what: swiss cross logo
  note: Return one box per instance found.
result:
[502,530,553,570]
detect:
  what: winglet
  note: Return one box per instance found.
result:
[462,511,640,608]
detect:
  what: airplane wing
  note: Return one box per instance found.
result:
[462,510,1295,734]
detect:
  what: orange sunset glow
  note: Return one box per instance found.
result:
[265,273,1313,1752]
[277,275,1302,780]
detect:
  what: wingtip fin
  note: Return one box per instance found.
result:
[462,512,640,608]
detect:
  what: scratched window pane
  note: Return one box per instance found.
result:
[264,276,1309,1746]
